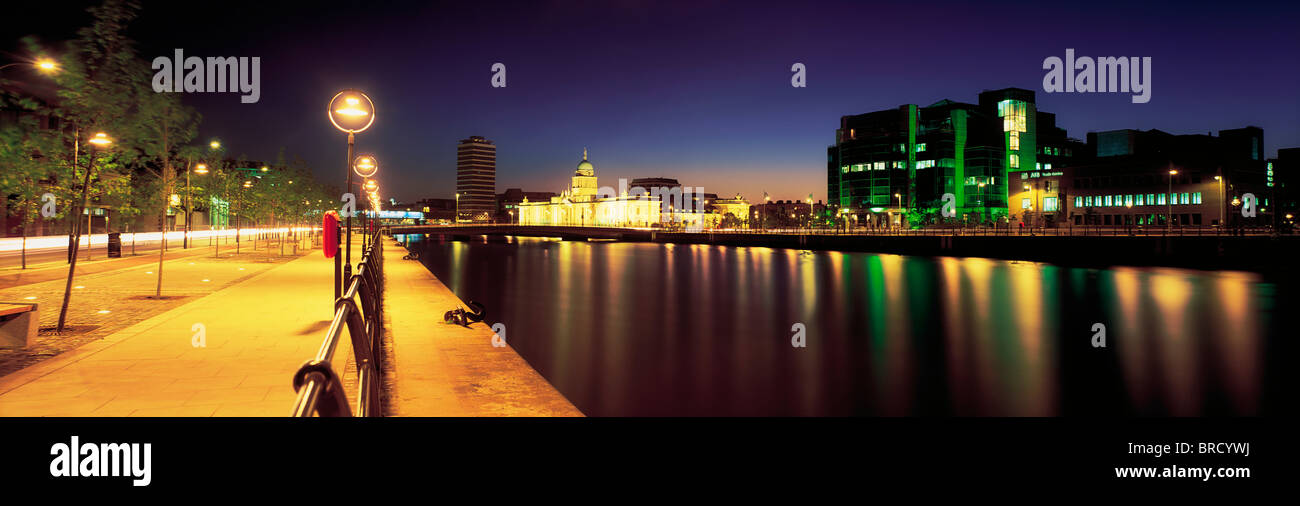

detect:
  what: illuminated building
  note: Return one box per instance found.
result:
[828,88,1077,226]
[516,150,742,228]
[456,136,496,222]
[1060,127,1271,227]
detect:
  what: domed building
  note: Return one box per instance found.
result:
[516,149,741,228]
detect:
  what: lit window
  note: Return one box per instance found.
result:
[916,143,927,152]
[1044,163,1051,171]
[1147,193,1155,205]
[1104,196,1112,206]
[1009,131,1020,150]
[1125,195,1133,207]
[1192,192,1202,204]
[842,165,850,173]
[1075,196,1083,208]
[1180,192,1189,204]
[1157,194,1166,205]
[1009,154,1019,169]
[1085,196,1093,207]
[874,161,885,171]
[1136,194,1144,206]
[1044,197,1058,212]
[1022,198,1031,209]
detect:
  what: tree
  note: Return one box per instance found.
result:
[0,115,58,268]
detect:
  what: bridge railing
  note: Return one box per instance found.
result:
[291,230,385,417]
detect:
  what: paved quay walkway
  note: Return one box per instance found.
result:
[382,236,581,416]
[0,234,581,417]
[0,242,342,417]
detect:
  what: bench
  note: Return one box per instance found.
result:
[0,303,38,348]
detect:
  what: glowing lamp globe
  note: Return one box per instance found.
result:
[353,154,378,178]
[328,90,375,133]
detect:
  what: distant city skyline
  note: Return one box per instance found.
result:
[6,0,1297,203]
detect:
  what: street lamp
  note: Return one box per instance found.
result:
[1168,169,1178,230]
[0,58,60,74]
[57,131,112,332]
[328,89,375,292]
[894,193,902,229]
[1214,174,1224,227]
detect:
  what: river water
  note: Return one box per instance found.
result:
[401,234,1281,417]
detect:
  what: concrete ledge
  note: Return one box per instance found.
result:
[380,237,582,417]
[0,303,37,349]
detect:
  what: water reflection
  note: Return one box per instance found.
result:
[403,234,1275,417]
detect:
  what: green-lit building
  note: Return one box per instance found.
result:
[827,87,1079,226]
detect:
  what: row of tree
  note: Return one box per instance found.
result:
[0,0,337,330]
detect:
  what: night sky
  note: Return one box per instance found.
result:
[5,0,1298,203]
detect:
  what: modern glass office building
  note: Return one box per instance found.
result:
[828,88,1078,226]
[456,136,497,222]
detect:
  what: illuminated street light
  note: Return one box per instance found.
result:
[194,163,209,175]
[1168,169,1178,230]
[0,58,60,74]
[210,140,222,150]
[260,165,269,172]
[327,89,376,293]
[353,154,378,178]
[58,130,114,332]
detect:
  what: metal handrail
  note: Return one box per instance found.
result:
[291,230,385,417]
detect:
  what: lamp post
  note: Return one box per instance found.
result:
[186,140,221,249]
[1214,173,1224,227]
[354,155,378,250]
[57,131,112,332]
[328,90,375,294]
[1168,169,1178,231]
[894,193,902,230]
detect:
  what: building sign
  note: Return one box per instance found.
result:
[365,210,424,219]
[1267,162,1274,187]
[1020,171,1063,179]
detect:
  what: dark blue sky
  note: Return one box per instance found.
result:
[7,0,1299,203]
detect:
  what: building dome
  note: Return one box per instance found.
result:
[575,148,595,176]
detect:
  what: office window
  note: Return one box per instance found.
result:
[1192,192,1202,204]
[842,165,850,173]
[1170,193,1177,205]
[916,142,927,152]
[1009,131,1020,150]
[1043,163,1051,171]
[1180,192,1189,204]
[1075,196,1083,208]
[1157,194,1166,205]
[1136,194,1145,206]
[874,162,885,171]
[1009,153,1019,169]
[1125,195,1133,207]
[1147,193,1155,205]
[1085,196,1093,207]
[1044,197,1059,212]
[1104,195,1113,206]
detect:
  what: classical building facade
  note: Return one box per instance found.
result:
[516,150,741,228]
